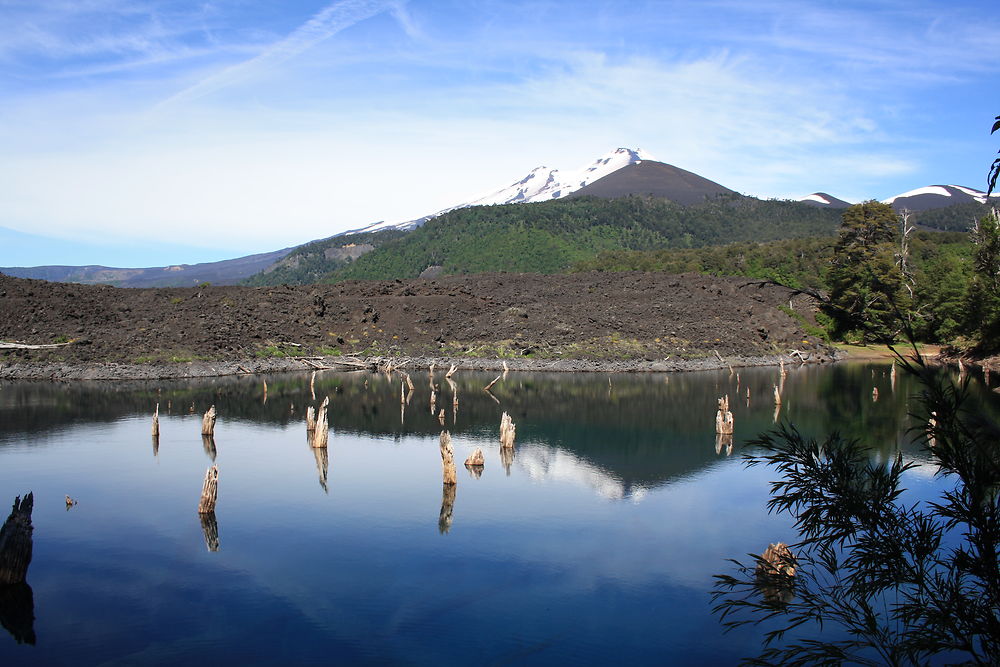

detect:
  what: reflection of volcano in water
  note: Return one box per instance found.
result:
[516,443,649,501]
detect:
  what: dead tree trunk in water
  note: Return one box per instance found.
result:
[306,405,316,432]
[715,395,734,435]
[201,405,217,436]
[0,494,34,585]
[500,412,516,449]
[440,431,457,485]
[197,467,219,514]
[152,403,160,437]
[312,397,330,448]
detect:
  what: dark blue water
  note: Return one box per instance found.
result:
[0,363,972,664]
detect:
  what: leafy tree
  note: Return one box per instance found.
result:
[826,201,908,342]
[965,210,1000,350]
[713,352,1000,665]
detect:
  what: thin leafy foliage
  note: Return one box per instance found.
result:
[712,347,1000,665]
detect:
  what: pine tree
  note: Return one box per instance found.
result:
[826,201,907,342]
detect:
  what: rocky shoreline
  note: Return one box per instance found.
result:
[0,348,844,381]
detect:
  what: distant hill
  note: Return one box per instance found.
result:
[242,229,407,286]
[317,195,843,284]
[883,185,999,212]
[1,247,293,287]
[568,161,735,205]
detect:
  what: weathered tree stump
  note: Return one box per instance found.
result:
[197,466,219,514]
[465,448,485,467]
[0,494,33,586]
[199,511,220,552]
[715,395,734,435]
[201,405,217,436]
[152,403,160,437]
[312,397,330,448]
[306,405,317,432]
[500,412,516,449]
[484,374,502,391]
[438,483,456,534]
[440,431,457,485]
[438,408,446,425]
[755,542,796,604]
[445,363,457,379]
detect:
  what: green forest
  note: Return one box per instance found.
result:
[240,193,997,351]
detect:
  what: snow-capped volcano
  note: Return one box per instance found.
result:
[351,148,653,234]
[466,147,655,206]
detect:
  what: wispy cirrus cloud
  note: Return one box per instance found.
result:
[156,0,399,108]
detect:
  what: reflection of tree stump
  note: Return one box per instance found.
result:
[715,396,734,435]
[499,446,514,476]
[152,435,159,457]
[440,431,457,485]
[715,433,733,456]
[0,582,35,645]
[755,542,796,605]
[438,483,456,534]
[0,494,33,585]
[313,446,329,493]
[202,434,217,461]
[199,511,220,552]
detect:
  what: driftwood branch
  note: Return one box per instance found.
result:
[0,341,73,350]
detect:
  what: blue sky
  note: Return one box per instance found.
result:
[1,0,998,267]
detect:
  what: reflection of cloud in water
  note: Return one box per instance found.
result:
[516,442,646,502]
[903,457,942,480]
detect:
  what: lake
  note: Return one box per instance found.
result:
[0,361,975,665]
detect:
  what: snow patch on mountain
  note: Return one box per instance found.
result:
[883,185,954,204]
[800,193,832,204]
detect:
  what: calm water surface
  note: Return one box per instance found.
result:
[0,363,983,665]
